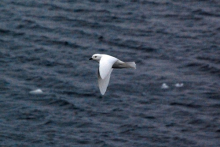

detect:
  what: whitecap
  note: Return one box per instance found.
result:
[161,83,169,89]
[175,83,184,88]
[29,89,43,94]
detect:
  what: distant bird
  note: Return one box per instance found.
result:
[90,54,136,95]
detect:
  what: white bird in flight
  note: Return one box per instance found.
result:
[90,54,136,95]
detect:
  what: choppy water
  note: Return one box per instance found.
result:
[0,0,220,146]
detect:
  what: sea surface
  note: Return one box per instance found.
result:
[0,0,220,146]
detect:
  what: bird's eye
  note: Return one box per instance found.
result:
[94,56,97,58]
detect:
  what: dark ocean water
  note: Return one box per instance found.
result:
[0,0,220,146]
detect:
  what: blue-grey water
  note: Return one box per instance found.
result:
[0,0,220,146]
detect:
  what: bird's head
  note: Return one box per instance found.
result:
[89,54,102,62]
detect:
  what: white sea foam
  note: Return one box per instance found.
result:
[29,89,43,94]
[175,83,184,88]
[161,83,169,89]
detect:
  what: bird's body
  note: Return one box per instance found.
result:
[90,54,136,95]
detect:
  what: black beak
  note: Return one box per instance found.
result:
[89,58,92,60]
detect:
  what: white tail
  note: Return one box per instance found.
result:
[125,62,136,69]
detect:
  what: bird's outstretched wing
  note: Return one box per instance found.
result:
[98,68,113,95]
[99,55,117,79]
